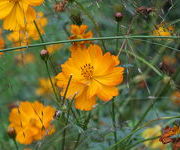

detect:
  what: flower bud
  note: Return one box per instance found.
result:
[40,49,49,61]
[7,127,16,139]
[114,12,123,22]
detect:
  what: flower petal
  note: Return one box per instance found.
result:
[75,89,96,111]
[0,1,14,19]
[97,86,119,101]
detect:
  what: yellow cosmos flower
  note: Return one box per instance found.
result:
[15,53,35,66]
[170,91,180,105]
[0,28,5,55]
[27,12,48,40]
[55,44,124,111]
[9,101,56,144]
[7,12,48,51]
[69,24,93,52]
[0,0,44,31]
[36,78,54,96]
[47,44,63,54]
[153,23,175,36]
[142,125,166,150]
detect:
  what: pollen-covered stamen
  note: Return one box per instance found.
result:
[81,63,94,80]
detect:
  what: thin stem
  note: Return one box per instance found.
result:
[62,75,73,105]
[13,139,19,150]
[33,21,46,50]
[127,136,160,149]
[116,21,120,50]
[74,0,107,51]
[111,99,117,150]
[45,61,60,104]
[1,35,179,53]
[73,133,81,150]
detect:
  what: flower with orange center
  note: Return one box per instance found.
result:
[0,0,44,31]
[69,24,93,52]
[153,23,175,36]
[9,101,56,144]
[36,78,55,96]
[142,125,167,150]
[55,44,124,111]
[170,91,180,105]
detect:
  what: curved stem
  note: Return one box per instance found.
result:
[1,35,179,53]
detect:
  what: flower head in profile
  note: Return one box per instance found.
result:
[55,44,124,111]
[142,125,166,150]
[0,28,5,55]
[9,101,56,144]
[170,91,180,105]
[0,0,44,31]
[69,24,93,52]
[153,23,175,36]
[36,78,54,97]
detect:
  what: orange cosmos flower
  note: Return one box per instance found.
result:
[69,24,93,52]
[0,0,44,31]
[0,28,5,55]
[55,44,124,111]
[9,101,56,144]
[36,78,55,96]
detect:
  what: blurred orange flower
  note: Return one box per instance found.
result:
[170,91,180,105]
[163,56,177,66]
[9,101,56,144]
[36,78,54,96]
[69,24,93,52]
[15,53,35,66]
[0,0,44,31]
[55,44,124,111]
[47,44,63,54]
[153,23,175,36]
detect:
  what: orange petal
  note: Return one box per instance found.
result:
[75,89,96,111]
[97,86,119,101]
[95,67,124,86]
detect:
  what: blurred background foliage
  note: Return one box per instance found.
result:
[0,0,180,149]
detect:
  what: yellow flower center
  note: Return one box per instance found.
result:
[81,63,94,80]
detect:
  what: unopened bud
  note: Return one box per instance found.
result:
[7,127,16,139]
[53,110,61,119]
[40,49,49,61]
[115,12,123,22]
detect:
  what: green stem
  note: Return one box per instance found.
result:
[13,139,19,150]
[127,136,159,149]
[111,99,117,150]
[116,22,120,51]
[74,0,107,51]
[1,35,179,53]
[33,21,46,50]
[45,61,60,105]
[62,75,72,105]
[73,133,81,150]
